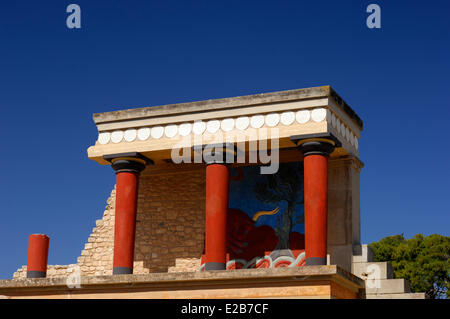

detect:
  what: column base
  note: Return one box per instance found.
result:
[113,267,133,275]
[205,262,226,271]
[27,271,46,278]
[305,257,327,266]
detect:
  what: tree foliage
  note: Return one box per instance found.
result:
[369,234,450,299]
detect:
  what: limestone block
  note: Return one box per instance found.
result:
[328,244,351,272]
[365,278,410,294]
[366,293,426,299]
[352,261,393,280]
[352,244,374,263]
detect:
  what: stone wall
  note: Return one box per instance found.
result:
[327,156,363,272]
[13,264,78,280]
[13,167,206,279]
[76,187,116,276]
[134,168,205,273]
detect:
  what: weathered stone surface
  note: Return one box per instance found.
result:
[366,292,427,299]
[352,244,374,263]
[351,247,425,299]
[365,278,410,294]
[13,264,78,280]
[352,261,393,280]
[2,265,363,289]
[327,156,363,272]
[168,258,201,273]
[1,266,364,299]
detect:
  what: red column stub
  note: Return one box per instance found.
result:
[293,135,338,266]
[27,234,49,278]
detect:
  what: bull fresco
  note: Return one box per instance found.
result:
[201,162,306,270]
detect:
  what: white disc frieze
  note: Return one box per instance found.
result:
[137,127,151,141]
[296,110,310,124]
[193,121,206,135]
[236,116,250,130]
[151,126,164,139]
[221,118,235,132]
[250,115,265,128]
[179,123,192,136]
[280,111,295,126]
[111,130,124,143]
[340,123,346,137]
[336,120,342,134]
[206,120,220,133]
[124,129,137,142]
[345,127,350,142]
[265,113,280,127]
[311,108,327,122]
[331,113,337,128]
[98,132,111,145]
[164,124,178,138]
[326,109,332,124]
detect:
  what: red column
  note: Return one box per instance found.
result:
[113,171,140,274]
[27,234,49,278]
[204,163,229,270]
[293,137,337,266]
[103,153,151,275]
[304,154,329,265]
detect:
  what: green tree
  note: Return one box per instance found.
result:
[370,234,450,299]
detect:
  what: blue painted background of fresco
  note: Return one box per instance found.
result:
[228,162,305,235]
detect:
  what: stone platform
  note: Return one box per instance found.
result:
[0,265,364,299]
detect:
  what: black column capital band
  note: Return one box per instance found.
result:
[112,267,133,275]
[103,152,154,174]
[26,271,46,278]
[290,133,341,157]
[205,262,226,271]
[305,257,327,266]
[198,143,238,165]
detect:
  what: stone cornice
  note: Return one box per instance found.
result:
[93,86,363,131]
[87,86,363,165]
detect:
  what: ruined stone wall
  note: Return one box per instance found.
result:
[13,168,206,279]
[134,168,205,273]
[76,187,116,276]
[13,264,78,280]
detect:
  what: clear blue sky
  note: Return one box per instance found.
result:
[0,1,448,279]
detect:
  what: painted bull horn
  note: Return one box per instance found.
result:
[252,206,280,222]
